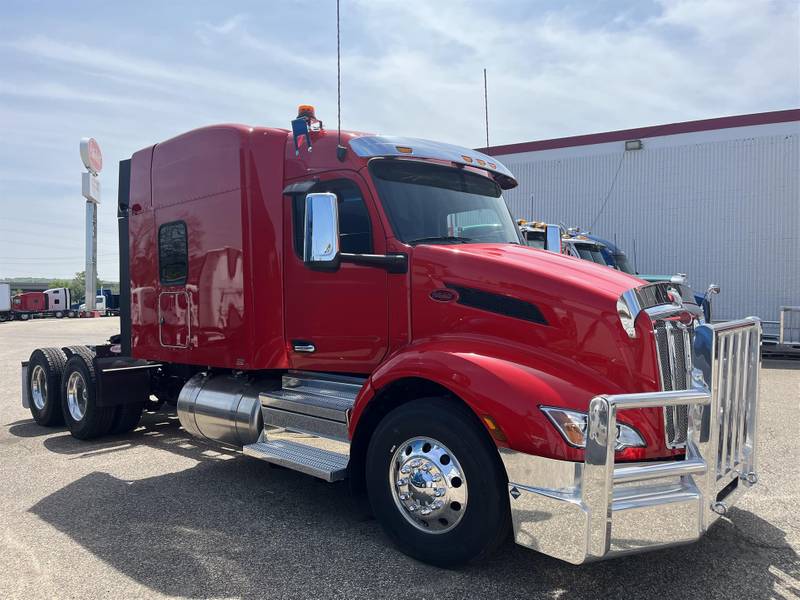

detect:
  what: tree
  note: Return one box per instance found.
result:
[69,271,86,304]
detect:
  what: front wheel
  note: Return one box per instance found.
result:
[365,397,510,567]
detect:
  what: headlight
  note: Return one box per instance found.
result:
[541,407,646,451]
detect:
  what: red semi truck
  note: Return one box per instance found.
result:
[21,108,762,566]
[11,288,71,320]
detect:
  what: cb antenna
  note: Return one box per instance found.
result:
[336,0,346,161]
[483,68,489,147]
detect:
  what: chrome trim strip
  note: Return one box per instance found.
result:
[349,135,518,189]
[101,363,163,373]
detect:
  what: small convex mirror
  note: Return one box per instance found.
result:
[304,192,340,268]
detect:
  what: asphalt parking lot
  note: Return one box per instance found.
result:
[1,318,798,599]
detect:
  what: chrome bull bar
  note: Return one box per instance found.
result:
[502,317,761,564]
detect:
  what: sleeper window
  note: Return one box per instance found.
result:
[159,221,188,285]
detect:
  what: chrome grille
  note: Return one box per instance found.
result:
[653,320,693,447]
[714,324,760,483]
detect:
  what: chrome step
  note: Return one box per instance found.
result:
[259,371,365,443]
[243,439,349,482]
[282,370,365,397]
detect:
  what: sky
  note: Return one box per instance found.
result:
[1,0,798,281]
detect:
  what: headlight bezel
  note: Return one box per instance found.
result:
[540,405,646,451]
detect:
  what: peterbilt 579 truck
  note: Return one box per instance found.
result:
[22,107,761,566]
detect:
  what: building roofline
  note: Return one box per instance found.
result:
[477,108,800,156]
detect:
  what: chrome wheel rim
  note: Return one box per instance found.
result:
[389,436,468,534]
[66,371,88,421]
[31,365,47,410]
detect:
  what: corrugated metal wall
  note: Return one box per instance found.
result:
[498,129,800,323]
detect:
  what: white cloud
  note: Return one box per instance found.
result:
[0,0,797,279]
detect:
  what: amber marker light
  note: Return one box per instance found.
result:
[395,146,413,154]
[482,415,508,442]
[297,104,316,118]
[461,155,474,163]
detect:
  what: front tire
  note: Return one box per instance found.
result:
[365,397,510,567]
[61,353,115,439]
[27,348,67,426]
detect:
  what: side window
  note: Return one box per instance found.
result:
[158,221,188,285]
[292,179,373,257]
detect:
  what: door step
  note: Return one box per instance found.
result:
[260,371,364,442]
[243,438,349,482]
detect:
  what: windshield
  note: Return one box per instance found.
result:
[613,252,636,274]
[369,160,521,245]
[523,230,546,249]
[573,243,608,265]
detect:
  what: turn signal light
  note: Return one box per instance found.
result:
[395,146,413,154]
[481,415,508,442]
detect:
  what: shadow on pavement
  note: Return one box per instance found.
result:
[28,411,800,600]
[7,419,63,438]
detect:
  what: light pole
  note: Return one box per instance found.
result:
[80,138,102,312]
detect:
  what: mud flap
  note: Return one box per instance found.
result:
[21,361,29,409]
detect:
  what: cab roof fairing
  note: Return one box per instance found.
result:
[348,136,518,190]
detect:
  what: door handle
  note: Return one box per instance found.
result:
[292,340,316,353]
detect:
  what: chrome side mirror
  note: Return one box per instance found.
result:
[303,192,340,269]
[545,224,562,253]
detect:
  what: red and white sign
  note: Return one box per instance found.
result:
[80,137,103,174]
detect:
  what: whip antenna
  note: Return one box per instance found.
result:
[483,68,489,147]
[336,0,346,161]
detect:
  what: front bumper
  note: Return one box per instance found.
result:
[502,318,761,564]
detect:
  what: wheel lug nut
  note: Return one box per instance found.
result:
[408,504,418,512]
[434,488,445,497]
[410,459,421,468]
[420,508,432,516]
[422,463,431,471]
[399,493,408,501]
[400,465,411,474]
[432,474,442,482]
[433,500,444,510]
[396,478,407,486]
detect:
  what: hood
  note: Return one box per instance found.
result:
[410,243,659,397]
[418,243,644,302]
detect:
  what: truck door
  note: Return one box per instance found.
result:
[284,175,389,373]
[159,292,190,347]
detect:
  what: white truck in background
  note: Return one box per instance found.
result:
[0,283,11,322]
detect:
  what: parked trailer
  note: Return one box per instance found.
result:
[21,107,762,567]
[0,283,11,321]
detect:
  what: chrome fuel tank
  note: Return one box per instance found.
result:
[177,373,264,446]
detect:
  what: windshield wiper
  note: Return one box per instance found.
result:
[408,235,473,245]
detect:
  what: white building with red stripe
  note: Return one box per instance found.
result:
[480,109,800,328]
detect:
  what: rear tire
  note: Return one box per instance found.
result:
[61,353,115,440]
[20,313,29,321]
[365,397,510,567]
[27,348,67,426]
[55,311,64,319]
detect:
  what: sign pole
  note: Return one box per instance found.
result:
[85,201,97,311]
[80,138,103,314]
